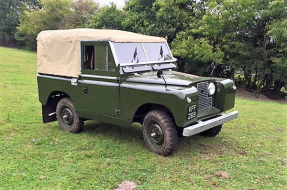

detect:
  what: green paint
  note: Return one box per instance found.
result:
[38,71,236,128]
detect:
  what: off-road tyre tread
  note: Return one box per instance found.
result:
[200,125,222,137]
[56,98,83,133]
[143,110,178,156]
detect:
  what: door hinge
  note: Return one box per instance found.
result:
[115,109,120,115]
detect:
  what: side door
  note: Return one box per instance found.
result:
[78,41,120,120]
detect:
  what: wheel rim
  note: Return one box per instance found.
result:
[147,122,164,148]
[61,106,74,127]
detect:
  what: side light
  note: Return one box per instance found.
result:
[186,97,192,103]
[208,83,216,95]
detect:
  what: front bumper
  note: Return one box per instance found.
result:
[182,111,238,136]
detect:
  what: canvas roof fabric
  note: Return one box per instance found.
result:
[37,29,167,77]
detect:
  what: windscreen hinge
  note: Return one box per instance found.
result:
[71,78,78,86]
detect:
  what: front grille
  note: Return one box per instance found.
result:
[197,82,213,111]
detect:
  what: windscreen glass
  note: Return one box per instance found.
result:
[113,42,173,64]
[143,43,172,62]
[113,43,147,64]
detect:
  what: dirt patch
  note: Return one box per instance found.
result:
[236,88,287,104]
[214,171,230,179]
[113,181,137,190]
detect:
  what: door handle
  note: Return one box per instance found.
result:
[84,87,88,94]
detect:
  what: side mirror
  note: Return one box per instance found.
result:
[156,69,167,89]
[157,69,163,78]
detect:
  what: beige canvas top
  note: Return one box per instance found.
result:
[37,28,166,43]
[37,29,167,77]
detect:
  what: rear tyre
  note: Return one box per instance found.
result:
[56,98,83,133]
[199,125,222,137]
[143,110,178,156]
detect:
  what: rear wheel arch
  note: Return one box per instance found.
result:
[47,91,70,103]
[41,91,71,123]
[44,91,71,111]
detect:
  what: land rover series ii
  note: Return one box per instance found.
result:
[37,29,238,156]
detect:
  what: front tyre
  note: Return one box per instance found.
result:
[56,98,83,133]
[143,110,178,156]
[200,125,222,137]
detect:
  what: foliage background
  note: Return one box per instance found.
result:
[0,0,287,95]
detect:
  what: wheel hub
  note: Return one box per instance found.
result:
[148,123,164,146]
[62,107,74,126]
[151,132,157,137]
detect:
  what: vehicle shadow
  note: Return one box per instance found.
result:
[81,121,229,157]
[82,121,146,146]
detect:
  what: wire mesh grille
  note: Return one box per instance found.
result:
[197,82,213,111]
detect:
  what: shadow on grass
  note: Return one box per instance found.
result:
[82,121,147,149]
[83,121,143,139]
[80,120,229,156]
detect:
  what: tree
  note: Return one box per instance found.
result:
[172,31,224,75]
[122,0,157,34]
[68,0,100,28]
[89,3,125,30]
[15,0,99,50]
[123,0,211,71]
[170,0,287,96]
[123,0,204,43]
[0,0,39,46]
[267,1,287,93]
[15,0,72,49]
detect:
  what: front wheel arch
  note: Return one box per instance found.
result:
[132,104,176,125]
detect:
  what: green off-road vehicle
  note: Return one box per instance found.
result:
[37,29,238,156]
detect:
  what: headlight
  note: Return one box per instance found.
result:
[208,83,216,95]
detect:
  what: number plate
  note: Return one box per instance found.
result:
[187,105,197,120]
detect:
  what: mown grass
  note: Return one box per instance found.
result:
[0,46,286,189]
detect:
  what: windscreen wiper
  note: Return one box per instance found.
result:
[158,46,163,61]
[131,47,139,63]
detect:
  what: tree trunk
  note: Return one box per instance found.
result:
[1,32,5,45]
[177,60,186,72]
[274,80,284,93]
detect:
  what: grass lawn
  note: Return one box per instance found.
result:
[0,47,286,189]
